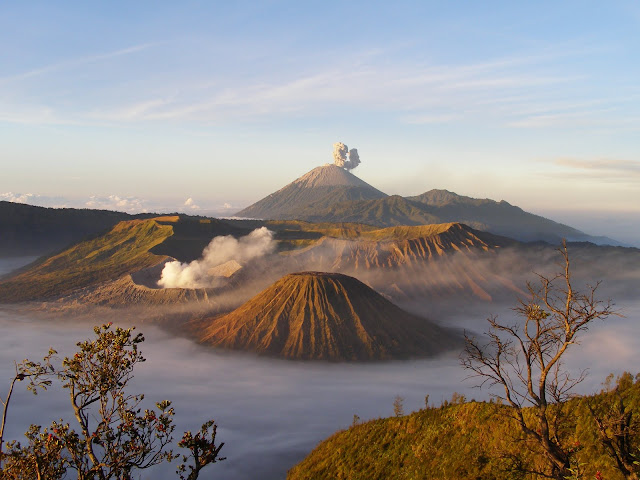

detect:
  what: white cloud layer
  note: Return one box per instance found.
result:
[0,193,237,216]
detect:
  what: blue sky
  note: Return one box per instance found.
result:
[1,1,639,242]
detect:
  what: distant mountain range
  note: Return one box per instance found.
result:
[0,201,138,257]
[235,165,621,245]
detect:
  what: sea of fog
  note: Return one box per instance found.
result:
[1,257,639,480]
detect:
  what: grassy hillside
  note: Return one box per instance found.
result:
[0,215,258,303]
[288,374,640,480]
[0,219,174,302]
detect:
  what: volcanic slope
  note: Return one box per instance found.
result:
[197,272,460,361]
[0,218,174,302]
[281,222,522,303]
[0,216,252,303]
[234,164,619,244]
[235,164,387,219]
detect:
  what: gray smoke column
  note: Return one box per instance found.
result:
[158,227,275,288]
[332,142,361,170]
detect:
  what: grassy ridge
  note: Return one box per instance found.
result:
[0,219,173,302]
[288,377,640,480]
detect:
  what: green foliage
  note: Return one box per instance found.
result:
[0,324,223,479]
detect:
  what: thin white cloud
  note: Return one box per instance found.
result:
[85,195,150,213]
[553,158,640,179]
[2,41,636,132]
[403,113,462,125]
[0,193,70,208]
[0,104,58,125]
[0,193,236,216]
[0,43,159,84]
[88,57,575,125]
[183,197,200,210]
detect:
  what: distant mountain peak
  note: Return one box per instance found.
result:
[292,164,375,189]
[235,164,387,220]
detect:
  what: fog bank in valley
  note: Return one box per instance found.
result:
[1,253,639,479]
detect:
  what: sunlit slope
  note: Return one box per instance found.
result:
[0,215,256,303]
[288,380,640,480]
[198,272,459,361]
[235,165,387,219]
[0,219,174,302]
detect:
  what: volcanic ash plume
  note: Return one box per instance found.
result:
[158,227,275,289]
[332,142,361,170]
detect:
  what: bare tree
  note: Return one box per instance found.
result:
[461,241,616,479]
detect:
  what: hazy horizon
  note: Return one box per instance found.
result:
[1,1,638,233]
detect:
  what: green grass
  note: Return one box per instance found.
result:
[288,375,640,480]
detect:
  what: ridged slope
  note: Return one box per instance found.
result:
[282,223,521,302]
[289,223,512,269]
[198,272,458,361]
[235,165,387,219]
[294,188,621,245]
[59,274,215,308]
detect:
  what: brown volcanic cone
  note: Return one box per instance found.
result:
[198,272,459,361]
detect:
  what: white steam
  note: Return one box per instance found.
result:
[332,142,361,170]
[158,227,275,289]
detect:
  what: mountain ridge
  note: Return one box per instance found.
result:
[233,165,623,245]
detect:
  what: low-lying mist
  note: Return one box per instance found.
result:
[0,310,472,480]
[2,245,639,479]
[2,300,639,480]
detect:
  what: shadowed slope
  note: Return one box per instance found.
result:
[0,200,139,257]
[198,272,459,361]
